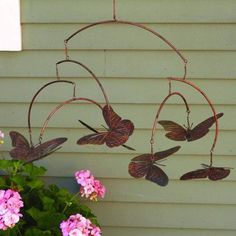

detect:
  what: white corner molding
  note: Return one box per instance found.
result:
[0,0,22,51]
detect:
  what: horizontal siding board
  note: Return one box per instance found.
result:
[1,128,235,156]
[85,202,236,229]
[0,103,232,129]
[22,24,236,50]
[2,150,235,179]
[43,176,236,204]
[0,51,236,79]
[101,227,236,236]
[0,78,235,104]
[21,0,236,23]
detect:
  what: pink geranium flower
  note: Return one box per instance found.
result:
[60,213,102,236]
[0,189,23,230]
[74,170,106,201]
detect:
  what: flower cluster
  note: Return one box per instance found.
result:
[0,131,4,145]
[0,189,23,230]
[60,213,101,236]
[75,170,106,201]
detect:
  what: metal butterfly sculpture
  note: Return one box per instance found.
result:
[9,131,67,163]
[77,105,134,149]
[128,146,181,186]
[158,113,223,142]
[180,164,230,181]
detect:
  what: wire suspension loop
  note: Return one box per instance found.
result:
[113,0,117,20]
[39,97,103,141]
[168,77,219,166]
[150,92,190,154]
[56,59,110,106]
[64,20,188,80]
[27,80,75,146]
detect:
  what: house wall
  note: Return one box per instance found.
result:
[0,0,236,235]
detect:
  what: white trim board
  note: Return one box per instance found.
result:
[0,0,22,51]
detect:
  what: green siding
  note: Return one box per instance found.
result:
[0,0,235,235]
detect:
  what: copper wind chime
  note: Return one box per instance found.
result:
[9,0,230,186]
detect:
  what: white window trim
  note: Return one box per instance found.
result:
[0,0,22,51]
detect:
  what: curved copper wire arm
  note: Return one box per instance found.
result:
[39,97,103,141]
[27,80,76,146]
[168,77,219,166]
[56,59,110,107]
[150,92,190,154]
[64,20,188,80]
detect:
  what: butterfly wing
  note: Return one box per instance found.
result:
[103,105,122,129]
[145,165,169,186]
[9,131,31,160]
[189,113,224,141]
[153,146,181,162]
[208,167,230,181]
[77,132,108,145]
[27,137,67,163]
[129,154,152,178]
[106,131,129,148]
[180,168,209,180]
[158,120,187,141]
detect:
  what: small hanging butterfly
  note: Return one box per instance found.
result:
[158,113,223,142]
[180,164,231,181]
[9,131,67,163]
[77,105,134,149]
[128,146,181,186]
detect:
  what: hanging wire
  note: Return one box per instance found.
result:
[150,92,190,154]
[27,80,76,146]
[64,20,188,80]
[168,77,220,166]
[39,97,103,142]
[56,59,110,107]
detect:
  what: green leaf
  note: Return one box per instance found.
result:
[11,175,26,190]
[37,213,65,230]
[40,195,56,212]
[24,228,52,236]
[0,159,12,169]
[23,163,46,177]
[27,178,44,190]
[0,176,6,188]
[26,207,46,221]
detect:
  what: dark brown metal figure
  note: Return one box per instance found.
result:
[158,113,224,142]
[77,105,134,149]
[9,131,67,164]
[180,164,230,181]
[129,146,181,186]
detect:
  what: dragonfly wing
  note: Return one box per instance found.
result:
[190,113,224,141]
[158,120,187,141]
[145,165,169,186]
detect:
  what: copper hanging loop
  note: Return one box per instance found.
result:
[168,77,219,163]
[39,97,103,140]
[113,0,117,20]
[56,59,110,107]
[27,80,76,146]
[150,92,190,151]
[64,20,188,79]
[168,79,172,95]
